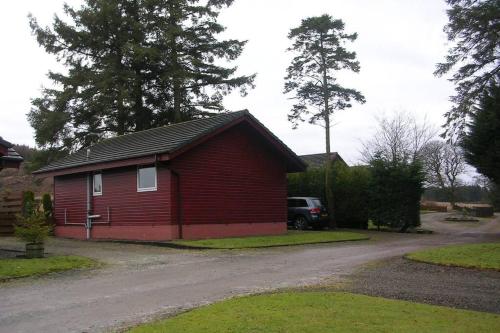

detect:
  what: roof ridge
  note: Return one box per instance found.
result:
[86,110,248,150]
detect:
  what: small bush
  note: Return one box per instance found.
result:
[42,193,53,220]
[21,191,35,217]
[14,211,51,244]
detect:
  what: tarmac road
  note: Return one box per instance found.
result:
[0,213,498,333]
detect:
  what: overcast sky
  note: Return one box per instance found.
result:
[0,0,454,165]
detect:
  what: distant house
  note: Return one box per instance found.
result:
[299,152,347,169]
[33,111,306,241]
[0,137,23,170]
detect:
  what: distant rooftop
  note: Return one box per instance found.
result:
[299,153,346,168]
[0,136,23,169]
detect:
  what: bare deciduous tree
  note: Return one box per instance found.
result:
[361,112,437,164]
[421,141,466,207]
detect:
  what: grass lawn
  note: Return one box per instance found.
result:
[407,243,500,271]
[128,292,500,333]
[0,255,98,281]
[171,231,368,249]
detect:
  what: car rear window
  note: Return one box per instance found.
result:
[312,199,323,207]
[288,199,308,207]
[296,199,307,207]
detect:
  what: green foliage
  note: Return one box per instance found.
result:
[0,256,97,281]
[368,157,424,232]
[42,193,53,220]
[28,0,255,151]
[435,0,500,136]
[284,14,365,227]
[21,191,35,217]
[287,164,371,229]
[462,79,500,186]
[288,167,326,202]
[284,14,365,129]
[14,210,51,244]
[331,164,371,229]
[23,148,68,173]
[128,292,500,333]
[490,185,500,212]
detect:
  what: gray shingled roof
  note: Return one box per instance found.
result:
[299,153,346,168]
[0,136,13,148]
[34,111,306,174]
[0,136,23,167]
[3,148,24,162]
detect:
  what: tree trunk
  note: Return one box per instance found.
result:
[320,33,336,229]
[169,2,182,123]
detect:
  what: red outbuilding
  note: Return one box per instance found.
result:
[34,111,306,241]
[0,137,23,170]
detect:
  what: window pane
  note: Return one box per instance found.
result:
[312,199,323,207]
[297,199,307,207]
[93,174,102,194]
[138,166,156,190]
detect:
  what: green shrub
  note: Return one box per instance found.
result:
[368,157,424,232]
[14,211,51,244]
[21,191,36,217]
[287,164,371,229]
[331,164,371,229]
[42,193,53,220]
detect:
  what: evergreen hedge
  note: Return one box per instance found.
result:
[287,159,423,231]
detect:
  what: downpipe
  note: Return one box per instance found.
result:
[86,172,91,240]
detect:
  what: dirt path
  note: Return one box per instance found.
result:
[0,213,499,333]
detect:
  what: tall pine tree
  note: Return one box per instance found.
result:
[28,0,255,151]
[284,14,365,228]
[461,77,500,186]
[435,0,500,137]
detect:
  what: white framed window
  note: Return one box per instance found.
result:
[93,173,102,196]
[137,166,157,192]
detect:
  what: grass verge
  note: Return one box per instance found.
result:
[171,231,368,249]
[0,255,99,281]
[128,292,500,333]
[406,243,500,271]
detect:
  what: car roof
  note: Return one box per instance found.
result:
[287,197,320,200]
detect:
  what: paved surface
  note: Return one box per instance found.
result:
[346,257,500,313]
[0,213,499,333]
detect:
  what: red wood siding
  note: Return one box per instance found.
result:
[54,166,172,227]
[93,166,171,225]
[171,122,287,227]
[54,173,87,225]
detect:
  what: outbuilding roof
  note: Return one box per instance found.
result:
[299,152,346,168]
[34,110,306,175]
[0,136,24,169]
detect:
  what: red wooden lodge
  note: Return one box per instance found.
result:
[34,111,306,241]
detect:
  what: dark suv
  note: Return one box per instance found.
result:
[287,197,329,230]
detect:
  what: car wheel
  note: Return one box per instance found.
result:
[294,215,308,230]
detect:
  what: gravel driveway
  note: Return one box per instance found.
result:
[0,213,499,333]
[345,257,500,313]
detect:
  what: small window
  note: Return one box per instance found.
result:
[137,166,157,192]
[93,173,102,196]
